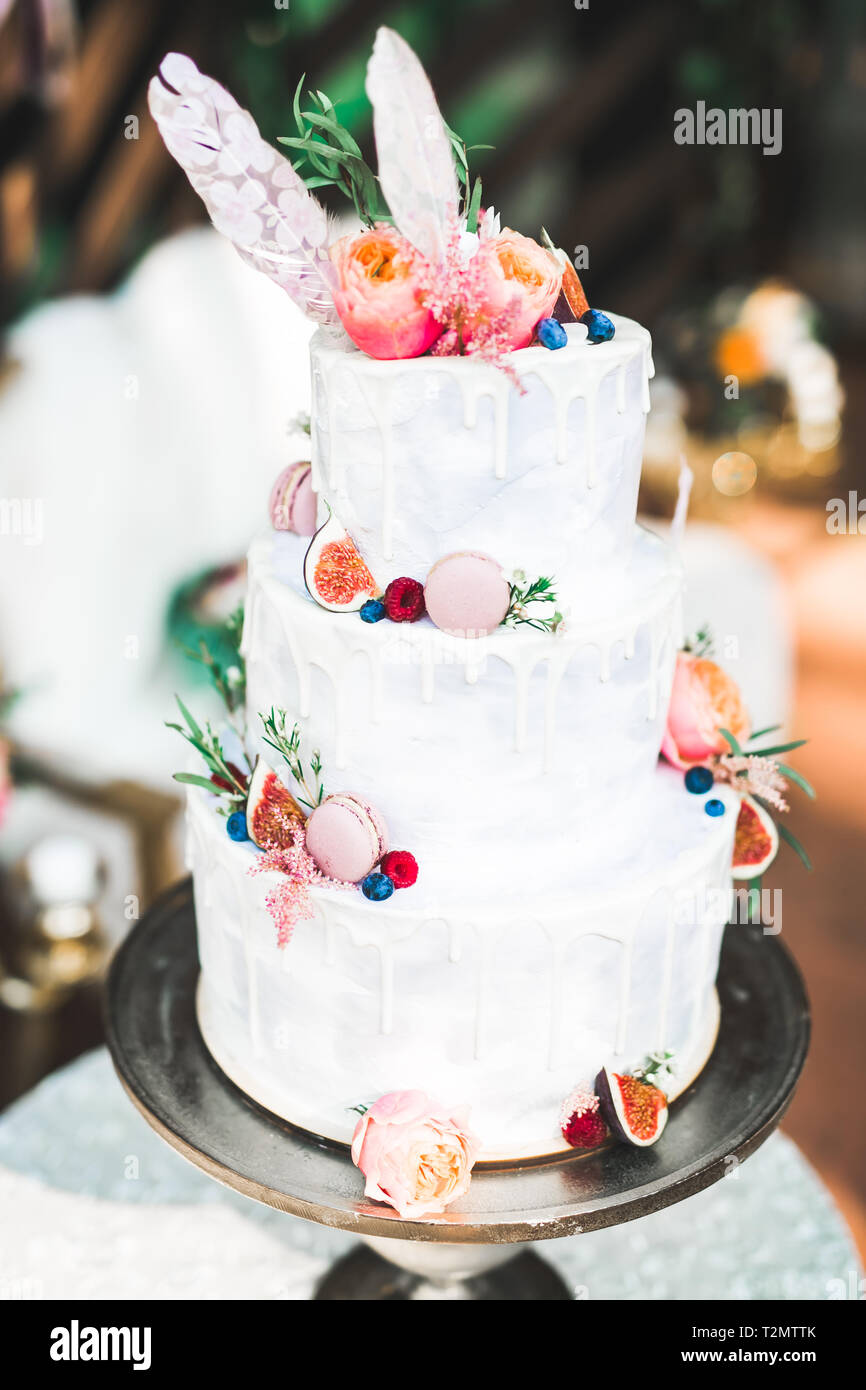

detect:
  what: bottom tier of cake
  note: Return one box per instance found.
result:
[186,767,737,1161]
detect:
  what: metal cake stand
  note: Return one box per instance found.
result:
[105,880,809,1300]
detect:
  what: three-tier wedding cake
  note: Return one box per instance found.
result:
[152,32,749,1191]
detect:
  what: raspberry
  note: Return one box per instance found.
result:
[210,762,247,794]
[380,850,418,889]
[383,576,425,623]
[562,1108,608,1150]
[560,1086,608,1150]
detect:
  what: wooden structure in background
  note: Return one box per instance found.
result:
[0,0,688,328]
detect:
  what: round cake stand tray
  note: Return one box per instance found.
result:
[105,880,809,1301]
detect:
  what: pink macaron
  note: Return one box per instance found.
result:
[269,461,317,536]
[424,551,511,638]
[305,794,389,883]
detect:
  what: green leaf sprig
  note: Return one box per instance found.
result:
[167,697,247,806]
[260,707,325,812]
[278,80,388,226]
[719,726,814,870]
[683,625,714,658]
[503,572,563,634]
[633,1050,676,1088]
[277,86,492,229]
[445,122,493,220]
[180,605,246,721]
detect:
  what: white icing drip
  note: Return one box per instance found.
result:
[642,343,654,412]
[513,663,531,753]
[447,919,462,964]
[378,943,394,1035]
[474,929,495,1061]
[543,652,569,773]
[326,388,341,491]
[492,378,509,479]
[352,373,396,560]
[615,933,633,1056]
[656,896,677,1050]
[647,616,662,720]
[309,358,323,497]
[584,389,597,488]
[546,935,565,1068]
[598,639,612,683]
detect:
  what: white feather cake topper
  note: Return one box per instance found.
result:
[148,52,342,332]
[366,26,460,263]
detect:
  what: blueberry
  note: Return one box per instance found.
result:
[685,765,714,795]
[360,599,386,623]
[361,871,394,902]
[705,798,726,818]
[227,811,249,841]
[580,309,615,344]
[536,317,568,350]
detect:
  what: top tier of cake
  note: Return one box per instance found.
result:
[309,315,653,601]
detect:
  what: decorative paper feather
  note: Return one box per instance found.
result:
[148,53,342,332]
[365,28,459,263]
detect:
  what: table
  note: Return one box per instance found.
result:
[0,1049,859,1300]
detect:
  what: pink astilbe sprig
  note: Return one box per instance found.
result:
[712,754,790,813]
[559,1084,600,1131]
[247,819,354,948]
[418,219,524,386]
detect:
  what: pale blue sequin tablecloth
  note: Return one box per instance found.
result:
[0,1049,860,1300]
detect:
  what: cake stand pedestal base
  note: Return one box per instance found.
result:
[316,1240,570,1300]
[105,880,809,1301]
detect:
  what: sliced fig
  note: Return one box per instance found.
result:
[594,1066,668,1148]
[732,794,779,879]
[303,510,379,614]
[245,756,306,849]
[541,229,589,319]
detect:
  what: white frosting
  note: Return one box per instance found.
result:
[188,768,736,1159]
[309,316,653,602]
[243,527,683,909]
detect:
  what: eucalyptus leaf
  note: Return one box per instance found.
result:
[774,763,816,798]
[172,772,224,793]
[751,738,808,757]
[466,175,483,234]
[777,821,812,870]
[175,695,202,740]
[719,727,742,755]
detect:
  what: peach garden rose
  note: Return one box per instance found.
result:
[330,227,442,360]
[467,229,562,351]
[661,652,751,769]
[351,1089,480,1218]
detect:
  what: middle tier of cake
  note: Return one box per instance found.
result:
[243,524,683,913]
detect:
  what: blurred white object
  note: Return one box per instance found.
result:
[644,376,689,467]
[0,228,313,784]
[646,516,793,730]
[738,284,844,448]
[25,834,102,906]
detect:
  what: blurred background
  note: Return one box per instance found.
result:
[0,0,863,1261]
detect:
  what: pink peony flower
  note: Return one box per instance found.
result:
[661,652,751,769]
[466,229,561,351]
[329,227,442,359]
[351,1090,480,1218]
